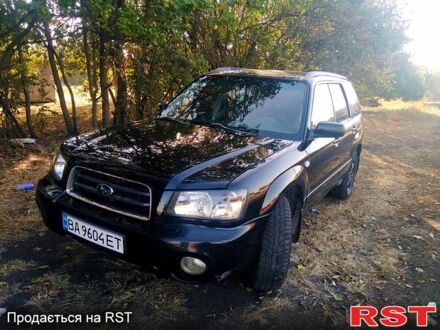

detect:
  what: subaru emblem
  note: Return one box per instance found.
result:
[96,184,114,196]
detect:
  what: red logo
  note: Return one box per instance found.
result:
[350,305,437,327]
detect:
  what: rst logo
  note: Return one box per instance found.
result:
[350,305,437,327]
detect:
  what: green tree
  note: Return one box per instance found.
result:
[392,55,426,101]
[425,71,440,100]
[0,0,425,137]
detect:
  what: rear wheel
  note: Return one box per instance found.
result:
[247,196,292,292]
[331,152,359,200]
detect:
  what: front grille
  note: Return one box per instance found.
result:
[66,166,152,221]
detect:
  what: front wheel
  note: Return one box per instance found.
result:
[331,152,359,200]
[247,196,292,292]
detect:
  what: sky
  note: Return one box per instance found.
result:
[402,0,440,71]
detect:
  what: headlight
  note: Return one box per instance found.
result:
[167,189,247,220]
[51,152,66,180]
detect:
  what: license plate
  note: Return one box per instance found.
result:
[62,213,125,254]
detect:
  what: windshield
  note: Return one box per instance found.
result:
[159,75,308,140]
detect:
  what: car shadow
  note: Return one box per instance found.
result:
[0,229,266,328]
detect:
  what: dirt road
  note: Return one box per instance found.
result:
[0,102,439,329]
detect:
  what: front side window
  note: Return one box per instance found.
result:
[329,84,350,122]
[311,84,335,128]
[160,75,308,140]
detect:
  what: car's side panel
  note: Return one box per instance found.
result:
[305,82,340,202]
[304,156,352,209]
[259,165,307,215]
[351,114,364,149]
[302,78,364,209]
[342,81,364,156]
[228,142,308,219]
[338,116,360,158]
[305,138,341,204]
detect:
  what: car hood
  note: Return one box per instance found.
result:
[62,120,294,186]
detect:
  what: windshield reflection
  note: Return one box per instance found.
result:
[160,75,307,139]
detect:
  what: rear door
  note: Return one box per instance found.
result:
[328,83,353,168]
[342,82,363,145]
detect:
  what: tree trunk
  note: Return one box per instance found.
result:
[99,35,110,127]
[133,53,146,120]
[108,0,127,126]
[108,87,117,109]
[83,30,98,128]
[135,91,143,121]
[111,41,128,126]
[0,92,25,138]
[53,49,78,134]
[18,46,36,138]
[43,21,74,135]
[91,34,99,127]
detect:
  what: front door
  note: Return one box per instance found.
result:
[306,83,340,202]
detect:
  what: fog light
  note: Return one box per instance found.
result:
[180,257,207,275]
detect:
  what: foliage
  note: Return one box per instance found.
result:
[391,54,426,101]
[424,71,440,100]
[0,0,434,137]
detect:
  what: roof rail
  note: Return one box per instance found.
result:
[305,71,348,80]
[207,67,348,80]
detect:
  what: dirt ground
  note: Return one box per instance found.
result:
[0,101,439,329]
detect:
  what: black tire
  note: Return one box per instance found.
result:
[331,152,359,200]
[290,196,302,243]
[248,196,292,292]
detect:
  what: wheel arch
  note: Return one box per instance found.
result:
[354,143,362,172]
[260,165,307,218]
[356,143,362,156]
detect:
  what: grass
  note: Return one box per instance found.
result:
[24,273,70,312]
[0,99,439,328]
[0,259,36,277]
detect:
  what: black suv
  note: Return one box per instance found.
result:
[37,68,363,291]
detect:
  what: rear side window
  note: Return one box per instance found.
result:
[328,84,349,122]
[343,82,361,116]
[311,84,335,128]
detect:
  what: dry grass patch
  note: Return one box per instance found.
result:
[241,296,292,328]
[104,269,189,324]
[0,282,21,304]
[0,259,36,276]
[24,272,70,312]
[0,148,51,243]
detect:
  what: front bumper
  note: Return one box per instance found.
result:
[36,176,269,282]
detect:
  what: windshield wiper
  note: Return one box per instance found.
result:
[156,116,190,125]
[156,117,258,136]
[189,120,257,136]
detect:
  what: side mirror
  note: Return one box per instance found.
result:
[157,102,168,116]
[159,102,168,111]
[313,121,346,138]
